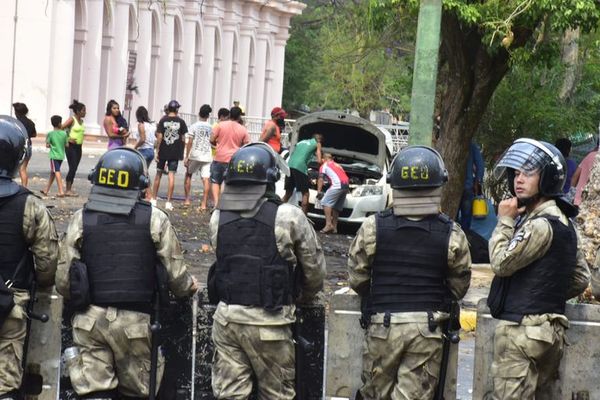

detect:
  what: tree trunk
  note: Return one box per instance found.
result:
[436,13,534,217]
[559,28,581,102]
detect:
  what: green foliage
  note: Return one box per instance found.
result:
[476,37,600,162]
[283,1,415,117]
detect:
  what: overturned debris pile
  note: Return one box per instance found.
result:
[575,152,600,301]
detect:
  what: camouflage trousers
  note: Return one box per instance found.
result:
[0,292,28,395]
[211,319,295,400]
[489,320,566,400]
[360,322,443,400]
[68,305,164,398]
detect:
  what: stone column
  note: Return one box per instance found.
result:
[197,21,217,108]
[155,12,174,107]
[213,22,236,109]
[233,28,253,111]
[247,29,268,117]
[107,0,130,107]
[178,13,197,114]
[79,0,104,133]
[47,0,75,122]
[130,5,152,118]
[270,32,289,108]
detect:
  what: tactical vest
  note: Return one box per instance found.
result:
[215,201,295,311]
[82,202,157,309]
[368,210,453,314]
[488,216,577,323]
[0,187,34,289]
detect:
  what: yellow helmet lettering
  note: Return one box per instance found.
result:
[237,160,246,173]
[117,171,129,188]
[98,168,107,184]
[401,166,409,179]
[106,169,115,185]
[411,166,419,179]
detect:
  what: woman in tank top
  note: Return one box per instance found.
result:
[61,100,86,196]
[134,106,157,201]
[103,100,129,149]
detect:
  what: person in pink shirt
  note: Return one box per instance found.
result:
[571,142,599,206]
[209,106,250,206]
[317,153,350,233]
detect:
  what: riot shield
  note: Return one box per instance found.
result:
[25,286,63,400]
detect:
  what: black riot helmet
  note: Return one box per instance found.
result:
[387,145,448,189]
[494,138,566,198]
[88,147,149,191]
[0,115,28,179]
[225,143,281,185]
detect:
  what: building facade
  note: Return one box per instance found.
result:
[0,0,304,134]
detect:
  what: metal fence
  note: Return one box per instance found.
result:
[179,112,410,154]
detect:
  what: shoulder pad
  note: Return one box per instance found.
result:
[437,213,453,225]
[377,208,394,218]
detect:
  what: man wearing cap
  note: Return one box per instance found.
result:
[487,138,590,399]
[152,100,188,211]
[209,106,251,207]
[209,142,325,399]
[260,107,287,154]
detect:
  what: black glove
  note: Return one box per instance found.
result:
[316,192,324,200]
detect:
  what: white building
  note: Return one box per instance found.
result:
[0,0,305,134]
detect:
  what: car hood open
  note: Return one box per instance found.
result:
[290,111,388,168]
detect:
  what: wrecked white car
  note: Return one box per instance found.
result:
[279,111,394,224]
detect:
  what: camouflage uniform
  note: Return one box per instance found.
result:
[56,206,195,398]
[348,214,471,400]
[209,201,326,400]
[0,195,58,395]
[488,200,590,400]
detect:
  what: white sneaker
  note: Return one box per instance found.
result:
[150,199,157,207]
[165,201,174,211]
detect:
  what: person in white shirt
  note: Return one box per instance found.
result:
[184,104,213,210]
[134,106,157,201]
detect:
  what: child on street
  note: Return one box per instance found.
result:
[41,115,68,197]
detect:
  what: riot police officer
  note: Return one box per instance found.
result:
[348,146,471,400]
[55,147,198,399]
[208,142,326,399]
[487,139,590,399]
[0,116,58,399]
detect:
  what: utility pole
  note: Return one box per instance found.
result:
[408,0,442,146]
[10,0,19,116]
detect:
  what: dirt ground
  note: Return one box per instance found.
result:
[25,173,356,298]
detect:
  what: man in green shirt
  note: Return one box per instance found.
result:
[41,115,68,197]
[282,133,323,214]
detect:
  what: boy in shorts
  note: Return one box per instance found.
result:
[184,104,213,210]
[153,100,188,210]
[41,115,67,197]
[316,153,349,233]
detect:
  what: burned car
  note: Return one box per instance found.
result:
[279,111,394,224]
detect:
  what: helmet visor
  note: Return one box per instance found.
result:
[493,140,551,179]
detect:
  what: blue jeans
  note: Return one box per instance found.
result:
[458,188,474,229]
[138,148,154,168]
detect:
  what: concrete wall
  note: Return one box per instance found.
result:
[325,292,458,399]
[473,299,600,399]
